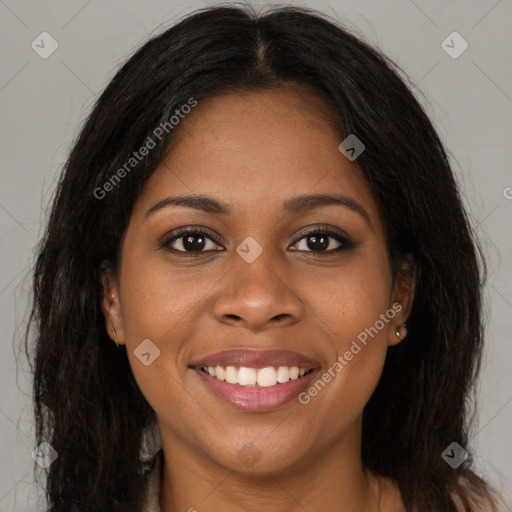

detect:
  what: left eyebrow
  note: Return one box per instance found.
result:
[282,193,371,227]
[144,193,372,228]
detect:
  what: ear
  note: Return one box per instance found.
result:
[388,254,416,347]
[99,261,125,345]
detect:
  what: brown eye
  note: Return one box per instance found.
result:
[162,229,223,253]
[290,228,354,254]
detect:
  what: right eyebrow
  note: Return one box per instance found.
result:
[145,195,231,219]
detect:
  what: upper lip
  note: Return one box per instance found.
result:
[190,348,321,370]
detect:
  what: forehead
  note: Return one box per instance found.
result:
[134,86,380,226]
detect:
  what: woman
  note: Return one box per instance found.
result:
[25,4,506,511]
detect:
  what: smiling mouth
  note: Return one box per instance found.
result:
[198,365,314,388]
[190,348,322,411]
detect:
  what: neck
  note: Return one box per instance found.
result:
[158,419,395,512]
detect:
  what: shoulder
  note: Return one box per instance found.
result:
[377,473,502,512]
[449,476,503,512]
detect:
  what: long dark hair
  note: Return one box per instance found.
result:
[25,4,504,511]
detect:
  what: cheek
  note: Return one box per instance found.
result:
[301,251,393,411]
[306,250,393,351]
[299,297,392,448]
[118,253,212,343]
[327,298,391,408]
[117,265,203,436]
[116,252,206,411]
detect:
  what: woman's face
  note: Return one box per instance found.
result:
[102,85,413,475]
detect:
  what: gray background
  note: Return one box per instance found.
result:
[1,0,511,509]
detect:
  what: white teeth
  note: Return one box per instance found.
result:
[214,365,225,381]
[257,367,277,387]
[289,367,300,379]
[201,365,310,387]
[238,367,257,386]
[276,366,290,383]
[225,366,238,384]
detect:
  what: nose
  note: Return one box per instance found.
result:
[211,250,304,331]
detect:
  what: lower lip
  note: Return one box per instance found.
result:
[194,367,320,412]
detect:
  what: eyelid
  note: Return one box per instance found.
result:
[290,224,352,244]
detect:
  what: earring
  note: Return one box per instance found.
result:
[111,326,120,348]
[395,323,407,340]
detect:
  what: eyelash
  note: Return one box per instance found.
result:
[160,226,355,256]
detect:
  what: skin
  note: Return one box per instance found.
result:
[101,85,415,512]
